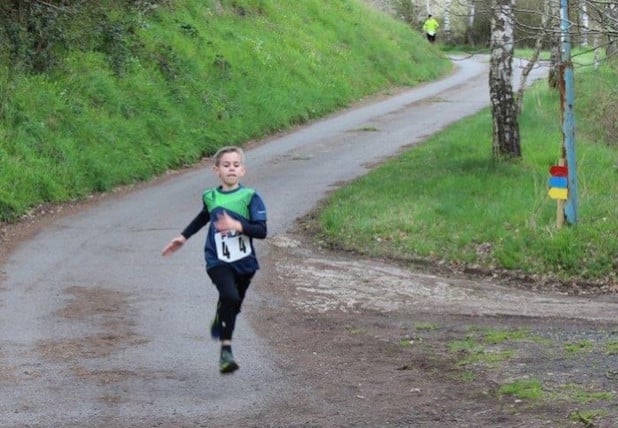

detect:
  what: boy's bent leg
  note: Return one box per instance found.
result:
[207,265,241,341]
[235,272,255,315]
[210,301,222,340]
[207,266,255,374]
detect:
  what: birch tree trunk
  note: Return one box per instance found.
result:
[466,0,476,45]
[580,0,590,47]
[489,0,520,159]
[444,0,452,43]
[515,0,554,112]
[548,0,561,89]
[606,3,618,59]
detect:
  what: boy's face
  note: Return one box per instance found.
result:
[214,151,246,190]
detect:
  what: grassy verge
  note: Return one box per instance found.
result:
[316,63,618,286]
[0,0,450,222]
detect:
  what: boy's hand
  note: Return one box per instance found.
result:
[161,236,186,256]
[214,211,242,234]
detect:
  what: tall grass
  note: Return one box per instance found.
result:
[317,65,618,284]
[0,0,450,221]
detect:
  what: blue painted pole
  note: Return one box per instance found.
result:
[560,0,578,224]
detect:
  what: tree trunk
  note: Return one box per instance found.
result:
[547,0,561,89]
[466,0,476,45]
[580,0,590,47]
[489,0,520,159]
[548,38,561,88]
[606,3,618,59]
[515,0,553,112]
[443,0,452,43]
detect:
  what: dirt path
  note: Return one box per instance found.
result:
[239,230,618,427]
[2,202,617,428]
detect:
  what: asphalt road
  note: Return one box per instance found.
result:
[0,56,548,426]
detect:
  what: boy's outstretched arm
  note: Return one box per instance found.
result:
[161,235,187,256]
[162,209,209,256]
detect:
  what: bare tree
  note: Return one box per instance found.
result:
[466,0,477,45]
[580,0,591,46]
[515,0,557,110]
[547,0,562,88]
[603,1,618,58]
[489,0,520,158]
[443,0,453,42]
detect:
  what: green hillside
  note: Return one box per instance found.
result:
[0,0,450,222]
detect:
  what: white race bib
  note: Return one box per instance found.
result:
[214,231,252,262]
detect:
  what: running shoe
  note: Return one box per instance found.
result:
[219,349,239,374]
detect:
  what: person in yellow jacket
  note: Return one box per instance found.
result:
[422,14,440,43]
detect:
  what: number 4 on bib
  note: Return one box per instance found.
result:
[214,231,252,262]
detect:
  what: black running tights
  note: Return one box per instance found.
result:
[207,265,254,341]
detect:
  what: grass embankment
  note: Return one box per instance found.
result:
[0,0,449,222]
[317,59,618,286]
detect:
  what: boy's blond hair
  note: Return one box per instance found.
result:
[213,146,245,166]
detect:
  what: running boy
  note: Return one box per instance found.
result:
[161,146,267,374]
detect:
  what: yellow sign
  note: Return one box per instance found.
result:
[548,188,568,200]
